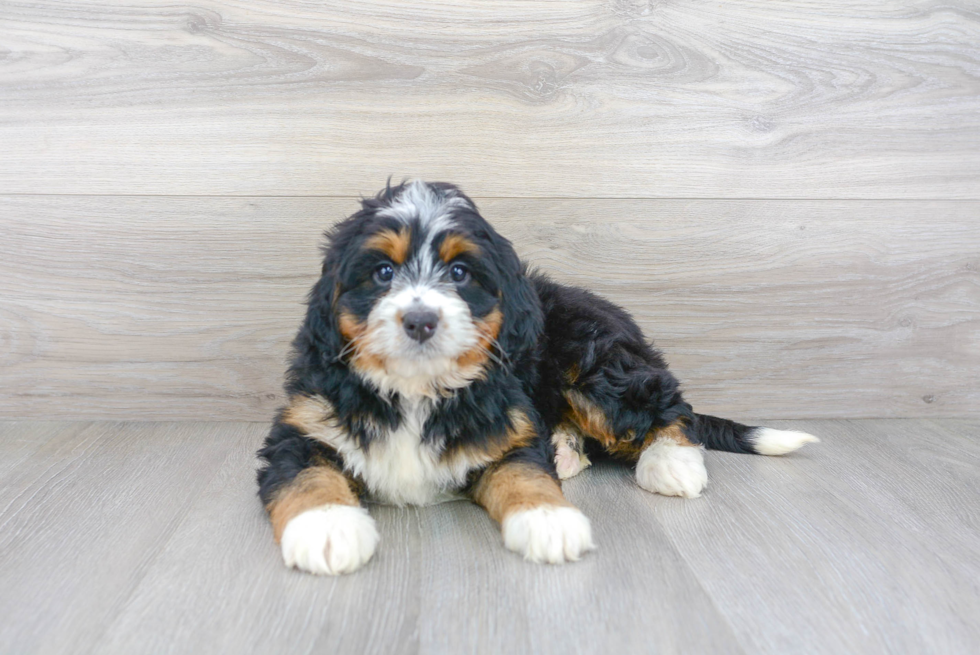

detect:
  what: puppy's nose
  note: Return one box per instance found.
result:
[402,309,439,343]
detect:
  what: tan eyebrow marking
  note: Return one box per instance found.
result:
[363,227,411,265]
[439,233,480,263]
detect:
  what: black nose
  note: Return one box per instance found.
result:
[402,309,439,343]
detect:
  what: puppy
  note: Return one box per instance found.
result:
[257,180,818,574]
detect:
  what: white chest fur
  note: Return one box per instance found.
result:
[319,398,473,506]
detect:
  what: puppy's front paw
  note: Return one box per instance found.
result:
[280,504,379,575]
[636,441,707,498]
[502,506,595,564]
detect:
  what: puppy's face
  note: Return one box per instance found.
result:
[326,182,516,397]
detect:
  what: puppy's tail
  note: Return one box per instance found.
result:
[691,413,819,456]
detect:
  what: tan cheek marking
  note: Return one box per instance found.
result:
[442,407,536,468]
[439,233,480,263]
[456,307,503,370]
[338,311,365,341]
[338,311,388,375]
[472,462,570,524]
[363,227,411,265]
[265,465,360,542]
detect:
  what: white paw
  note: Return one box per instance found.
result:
[554,440,592,480]
[280,504,379,575]
[749,427,820,456]
[502,506,595,564]
[636,441,708,498]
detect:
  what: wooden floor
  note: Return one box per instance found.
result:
[1,419,977,654]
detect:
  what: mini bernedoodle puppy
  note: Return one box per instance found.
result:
[257,180,819,575]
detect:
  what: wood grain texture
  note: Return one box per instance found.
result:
[1,1,978,197]
[1,195,977,420]
[0,421,90,482]
[0,422,246,655]
[415,474,743,655]
[93,424,422,655]
[650,418,980,654]
[0,419,977,654]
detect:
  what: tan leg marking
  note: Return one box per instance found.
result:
[472,462,571,524]
[565,388,696,463]
[655,421,696,447]
[563,389,618,448]
[635,421,707,498]
[266,465,360,543]
[474,461,595,563]
[564,388,648,460]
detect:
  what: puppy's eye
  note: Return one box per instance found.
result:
[373,263,394,284]
[449,263,470,284]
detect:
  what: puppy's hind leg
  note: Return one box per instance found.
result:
[634,422,708,499]
[563,370,707,498]
[551,427,592,480]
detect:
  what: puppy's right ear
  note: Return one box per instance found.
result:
[286,229,350,391]
[287,202,379,391]
[302,272,343,364]
[301,212,367,360]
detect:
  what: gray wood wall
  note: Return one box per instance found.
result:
[1,1,978,420]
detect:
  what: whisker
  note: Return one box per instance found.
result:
[483,334,511,366]
[476,343,506,369]
[334,333,362,363]
[475,333,509,369]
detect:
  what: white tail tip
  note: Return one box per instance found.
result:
[749,428,820,456]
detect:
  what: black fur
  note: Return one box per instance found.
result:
[256,181,763,505]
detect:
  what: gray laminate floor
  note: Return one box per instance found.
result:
[0,419,977,655]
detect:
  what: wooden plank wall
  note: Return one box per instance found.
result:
[1,1,978,420]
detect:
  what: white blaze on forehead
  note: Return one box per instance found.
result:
[375,181,477,284]
[377,180,470,235]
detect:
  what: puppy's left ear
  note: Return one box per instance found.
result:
[495,243,544,361]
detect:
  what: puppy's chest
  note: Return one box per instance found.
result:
[340,401,476,506]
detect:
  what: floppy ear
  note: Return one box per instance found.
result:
[494,241,544,362]
[301,273,343,362]
[284,220,360,392]
[283,269,343,400]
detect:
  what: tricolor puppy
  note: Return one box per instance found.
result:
[257,180,819,575]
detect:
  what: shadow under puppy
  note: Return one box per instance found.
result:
[257,180,819,574]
